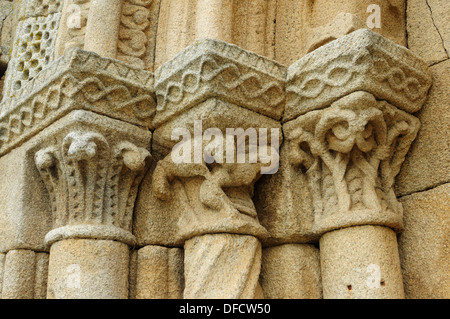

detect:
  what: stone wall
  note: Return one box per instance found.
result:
[396,0,449,299]
[0,0,447,299]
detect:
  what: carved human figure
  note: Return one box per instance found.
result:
[152,138,271,298]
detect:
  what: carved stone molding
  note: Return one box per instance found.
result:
[117,0,160,70]
[153,38,287,127]
[55,0,160,70]
[284,29,432,122]
[32,110,151,247]
[285,91,420,234]
[0,48,155,157]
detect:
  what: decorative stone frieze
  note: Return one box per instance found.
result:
[153,38,286,126]
[284,29,432,122]
[0,48,156,156]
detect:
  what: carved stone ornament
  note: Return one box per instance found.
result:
[33,110,151,247]
[285,91,420,234]
[154,38,287,127]
[284,29,432,122]
[0,48,156,156]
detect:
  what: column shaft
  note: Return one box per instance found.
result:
[320,225,405,299]
[47,239,130,299]
[84,0,123,58]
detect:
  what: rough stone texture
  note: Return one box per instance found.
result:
[254,143,317,246]
[47,239,130,299]
[0,0,13,71]
[426,0,450,55]
[275,0,406,66]
[1,249,36,299]
[133,245,184,299]
[184,233,262,299]
[0,253,4,297]
[0,249,48,299]
[301,0,407,47]
[260,244,322,299]
[320,225,405,299]
[154,0,276,69]
[396,59,450,196]
[0,143,52,253]
[34,252,49,299]
[284,29,432,122]
[407,0,449,65]
[0,0,445,300]
[398,184,450,299]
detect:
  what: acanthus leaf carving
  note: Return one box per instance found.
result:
[35,129,151,236]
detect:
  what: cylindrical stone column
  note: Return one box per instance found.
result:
[1,250,36,299]
[1,249,49,299]
[195,0,233,42]
[260,244,322,299]
[134,245,184,299]
[47,238,130,299]
[184,233,262,299]
[84,0,123,58]
[320,225,405,299]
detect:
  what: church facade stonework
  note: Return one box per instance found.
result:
[0,0,448,299]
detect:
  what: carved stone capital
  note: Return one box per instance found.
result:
[284,91,421,234]
[284,29,432,122]
[136,40,286,246]
[148,99,281,243]
[32,111,151,246]
[0,48,155,157]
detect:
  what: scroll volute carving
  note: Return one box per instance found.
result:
[285,91,420,231]
[35,130,150,231]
